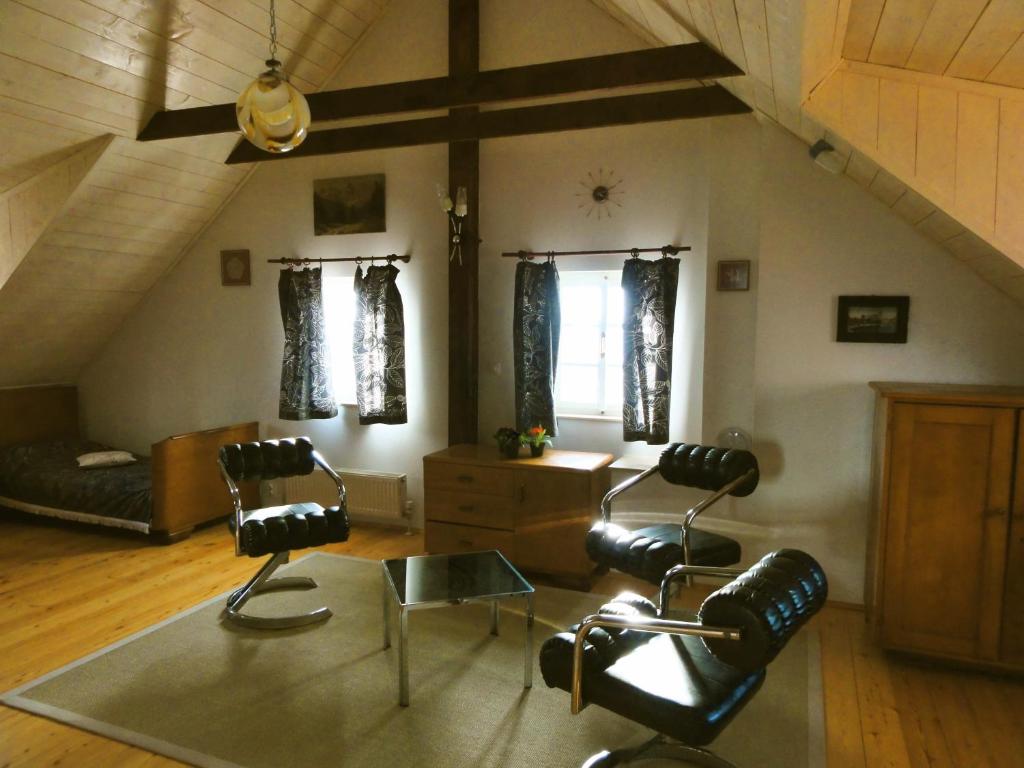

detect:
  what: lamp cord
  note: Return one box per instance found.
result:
[268,0,279,63]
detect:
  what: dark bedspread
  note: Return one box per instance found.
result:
[0,440,152,526]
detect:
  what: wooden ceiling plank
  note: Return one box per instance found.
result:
[0,54,143,129]
[66,203,206,236]
[87,170,223,211]
[225,0,357,63]
[658,0,697,30]
[16,0,259,93]
[891,188,936,224]
[868,167,908,206]
[734,0,773,89]
[842,0,885,61]
[684,0,723,50]
[946,0,1024,81]
[763,0,804,118]
[77,186,214,223]
[110,142,249,183]
[846,149,881,187]
[955,92,999,235]
[707,0,749,70]
[139,42,743,141]
[0,23,207,112]
[996,99,1024,249]
[189,0,343,75]
[56,215,193,246]
[904,0,990,75]
[148,134,253,165]
[98,155,239,197]
[867,0,937,68]
[632,0,695,45]
[877,78,918,179]
[987,35,1024,88]
[841,70,879,148]
[84,0,331,88]
[269,0,365,43]
[43,231,176,259]
[4,2,238,106]
[336,0,382,26]
[915,85,958,208]
[916,208,964,241]
[226,84,752,163]
[292,0,373,36]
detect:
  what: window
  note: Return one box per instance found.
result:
[556,270,623,417]
[322,276,356,405]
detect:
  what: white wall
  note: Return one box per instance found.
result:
[76,0,1024,603]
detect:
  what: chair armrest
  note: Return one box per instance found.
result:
[599,465,659,523]
[311,450,347,509]
[570,613,741,715]
[657,563,745,617]
[218,458,245,556]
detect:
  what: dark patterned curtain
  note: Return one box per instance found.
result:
[278,268,338,420]
[353,264,407,425]
[622,256,679,444]
[513,260,560,436]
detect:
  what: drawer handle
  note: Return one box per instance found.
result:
[456,474,474,483]
[457,505,475,512]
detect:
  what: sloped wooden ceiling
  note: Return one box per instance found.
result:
[0,0,387,386]
[596,0,1024,306]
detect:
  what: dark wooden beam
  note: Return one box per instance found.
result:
[137,42,742,142]
[225,85,750,164]
[448,0,479,447]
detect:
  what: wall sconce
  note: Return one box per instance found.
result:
[808,139,845,174]
[437,183,468,264]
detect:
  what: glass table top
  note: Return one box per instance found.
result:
[382,550,534,607]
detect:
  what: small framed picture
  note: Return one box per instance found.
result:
[314,173,386,235]
[717,260,750,291]
[836,295,909,343]
[220,249,251,286]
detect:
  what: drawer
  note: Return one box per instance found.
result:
[425,521,515,558]
[425,461,514,497]
[425,490,516,530]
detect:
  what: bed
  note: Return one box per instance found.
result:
[0,385,259,542]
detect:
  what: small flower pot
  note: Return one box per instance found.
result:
[530,444,545,458]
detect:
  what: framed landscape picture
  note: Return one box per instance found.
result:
[313,174,386,236]
[716,259,750,291]
[836,295,909,343]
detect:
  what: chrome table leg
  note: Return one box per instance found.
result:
[398,605,409,706]
[524,592,534,689]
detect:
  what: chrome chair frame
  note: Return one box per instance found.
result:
[218,449,346,630]
[599,466,757,585]
[568,564,746,767]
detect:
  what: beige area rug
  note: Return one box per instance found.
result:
[2,553,823,767]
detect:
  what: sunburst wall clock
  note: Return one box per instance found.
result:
[575,168,624,220]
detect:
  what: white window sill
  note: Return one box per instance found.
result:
[557,412,622,423]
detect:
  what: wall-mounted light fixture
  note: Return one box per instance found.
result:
[236,0,311,153]
[437,183,468,264]
[808,139,845,174]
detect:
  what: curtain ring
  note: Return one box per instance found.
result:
[546,251,555,264]
[630,248,640,259]
[356,256,363,264]
[517,250,527,262]
[386,254,395,264]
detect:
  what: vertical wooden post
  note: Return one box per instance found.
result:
[448,0,480,446]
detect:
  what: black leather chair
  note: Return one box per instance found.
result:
[218,437,350,629]
[587,443,759,586]
[540,549,827,767]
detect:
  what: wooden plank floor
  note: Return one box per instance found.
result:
[0,512,1022,767]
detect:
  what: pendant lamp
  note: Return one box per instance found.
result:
[236,0,311,153]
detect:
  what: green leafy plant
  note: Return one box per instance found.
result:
[520,426,552,448]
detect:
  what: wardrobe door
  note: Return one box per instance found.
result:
[1000,411,1024,664]
[880,403,1014,661]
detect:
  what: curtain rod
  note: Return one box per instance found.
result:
[500,245,690,259]
[267,254,412,264]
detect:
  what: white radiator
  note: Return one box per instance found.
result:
[284,468,407,522]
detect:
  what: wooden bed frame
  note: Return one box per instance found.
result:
[0,385,259,542]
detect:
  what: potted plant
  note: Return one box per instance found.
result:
[520,426,552,458]
[493,427,521,459]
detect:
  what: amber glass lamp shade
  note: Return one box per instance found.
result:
[235,61,311,153]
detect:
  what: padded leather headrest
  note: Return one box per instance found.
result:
[659,443,759,496]
[219,437,315,481]
[697,549,827,673]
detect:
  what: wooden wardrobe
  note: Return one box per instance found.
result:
[866,382,1024,670]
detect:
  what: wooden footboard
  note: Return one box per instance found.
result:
[150,422,260,541]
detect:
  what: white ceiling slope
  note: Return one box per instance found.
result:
[0,0,389,386]
[595,0,1024,306]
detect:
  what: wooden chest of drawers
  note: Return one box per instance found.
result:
[423,444,613,587]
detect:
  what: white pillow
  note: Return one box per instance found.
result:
[77,450,137,469]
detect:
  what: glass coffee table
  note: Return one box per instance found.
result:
[381,549,535,706]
